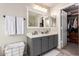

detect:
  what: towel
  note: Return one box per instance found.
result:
[16,16,24,35]
[5,16,15,35]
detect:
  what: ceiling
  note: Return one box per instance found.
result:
[63,4,78,12]
[63,4,79,15]
[0,3,70,9]
[36,3,66,8]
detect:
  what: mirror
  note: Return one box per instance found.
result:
[50,16,56,27]
[28,10,41,27]
[27,8,56,28]
[39,17,44,27]
[44,16,50,27]
[44,16,56,27]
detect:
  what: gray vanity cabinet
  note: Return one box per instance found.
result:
[53,35,58,48]
[48,35,54,50]
[41,36,49,53]
[27,35,58,56]
[27,37,41,56]
[48,35,58,50]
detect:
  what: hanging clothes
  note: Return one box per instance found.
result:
[72,17,77,29]
[68,22,70,29]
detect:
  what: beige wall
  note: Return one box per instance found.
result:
[0,3,74,49]
[0,3,52,47]
[0,4,27,47]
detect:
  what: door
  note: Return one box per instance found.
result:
[42,36,49,53]
[32,38,41,56]
[61,10,67,48]
[53,35,58,48]
[48,35,54,50]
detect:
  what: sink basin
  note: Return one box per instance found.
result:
[32,33,38,35]
[32,31,38,35]
[41,31,49,34]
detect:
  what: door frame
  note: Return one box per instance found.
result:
[60,4,75,48]
[60,10,67,48]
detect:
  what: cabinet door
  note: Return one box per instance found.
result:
[32,38,41,56]
[53,35,58,48]
[41,36,49,53]
[48,36,54,50]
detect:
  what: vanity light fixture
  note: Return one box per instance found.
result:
[33,4,48,13]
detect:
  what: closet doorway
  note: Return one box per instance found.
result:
[61,4,79,55]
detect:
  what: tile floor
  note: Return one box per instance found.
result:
[42,49,72,56]
[60,42,79,56]
[42,49,60,56]
[0,42,78,56]
[43,42,79,56]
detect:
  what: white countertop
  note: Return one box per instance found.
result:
[27,31,58,38]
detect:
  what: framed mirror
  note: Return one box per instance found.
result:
[50,16,56,27]
[27,8,43,28]
[44,16,56,27]
[28,11,39,27]
[44,16,50,27]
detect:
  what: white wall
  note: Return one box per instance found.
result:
[0,3,74,49]
[0,3,54,48]
[0,4,28,47]
[50,3,74,49]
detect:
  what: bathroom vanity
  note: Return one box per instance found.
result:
[27,32,58,56]
[26,8,58,56]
